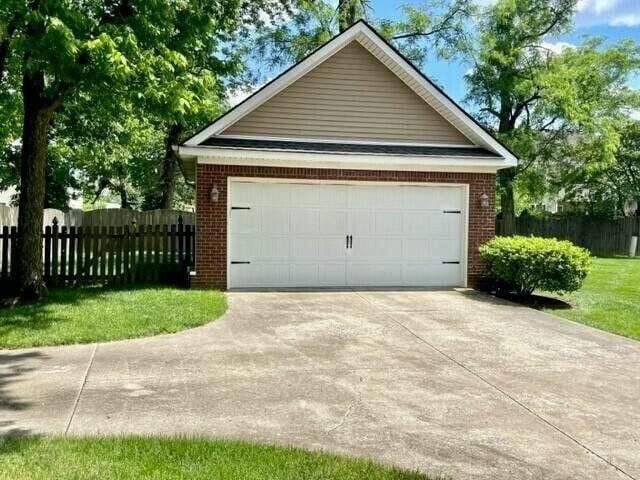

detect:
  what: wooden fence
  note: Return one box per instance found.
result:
[497,216,640,256]
[1,216,195,289]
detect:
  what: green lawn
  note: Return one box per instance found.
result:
[545,257,640,341]
[0,436,432,480]
[0,286,226,349]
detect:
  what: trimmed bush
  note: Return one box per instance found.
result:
[479,236,592,296]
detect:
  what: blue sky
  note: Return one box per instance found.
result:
[235,0,639,113]
[369,0,640,104]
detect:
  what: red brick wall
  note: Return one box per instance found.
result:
[194,164,495,289]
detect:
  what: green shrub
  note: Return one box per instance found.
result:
[479,236,592,296]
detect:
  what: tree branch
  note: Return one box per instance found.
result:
[516,5,572,43]
[392,5,464,41]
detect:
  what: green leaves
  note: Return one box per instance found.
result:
[480,235,592,296]
[465,0,640,218]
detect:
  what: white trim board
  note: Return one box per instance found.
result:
[182,21,517,168]
[178,146,508,173]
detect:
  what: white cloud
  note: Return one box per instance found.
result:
[539,41,576,54]
[576,0,618,14]
[629,109,640,120]
[575,0,640,27]
[611,13,640,26]
[226,79,270,107]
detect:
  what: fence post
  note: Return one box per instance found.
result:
[76,226,84,286]
[68,226,76,283]
[1,226,8,283]
[9,226,17,281]
[44,224,51,283]
[177,215,184,265]
[130,220,137,283]
[51,217,59,287]
[162,224,169,282]
[60,225,68,285]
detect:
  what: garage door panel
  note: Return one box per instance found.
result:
[291,264,319,286]
[350,237,402,260]
[319,210,347,235]
[232,210,258,234]
[374,211,403,235]
[318,185,348,207]
[349,263,403,286]
[350,212,375,235]
[404,263,460,286]
[232,237,261,260]
[260,183,291,206]
[290,184,320,206]
[319,264,347,285]
[259,237,290,260]
[231,182,259,204]
[403,212,444,236]
[291,238,319,259]
[431,238,461,260]
[259,264,291,285]
[228,181,465,288]
[350,185,404,210]
[261,207,290,234]
[319,237,349,259]
[291,208,320,234]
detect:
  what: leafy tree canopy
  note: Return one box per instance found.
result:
[465,0,640,226]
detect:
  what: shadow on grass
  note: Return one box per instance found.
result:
[499,293,573,311]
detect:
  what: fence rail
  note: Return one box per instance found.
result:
[1,217,195,290]
[497,216,640,256]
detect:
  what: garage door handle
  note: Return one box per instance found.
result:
[442,261,460,264]
[345,235,353,249]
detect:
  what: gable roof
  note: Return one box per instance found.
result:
[182,20,517,166]
[220,41,474,145]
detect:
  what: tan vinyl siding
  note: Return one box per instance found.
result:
[222,42,473,145]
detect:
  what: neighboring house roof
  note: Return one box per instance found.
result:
[177,20,517,176]
[200,137,501,158]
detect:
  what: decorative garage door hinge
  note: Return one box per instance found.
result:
[442,210,461,214]
[231,206,251,210]
[231,261,251,265]
[442,261,460,264]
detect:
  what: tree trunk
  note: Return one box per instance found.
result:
[496,107,517,235]
[159,124,183,209]
[118,186,131,209]
[338,0,360,32]
[16,73,54,300]
[498,167,517,235]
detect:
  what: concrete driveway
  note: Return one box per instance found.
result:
[1,290,639,480]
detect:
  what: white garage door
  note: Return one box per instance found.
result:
[228,180,466,288]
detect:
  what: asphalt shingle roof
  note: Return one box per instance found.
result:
[200,137,502,158]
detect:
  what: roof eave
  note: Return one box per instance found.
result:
[175,145,516,174]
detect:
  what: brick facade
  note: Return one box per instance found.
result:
[194,163,495,289]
